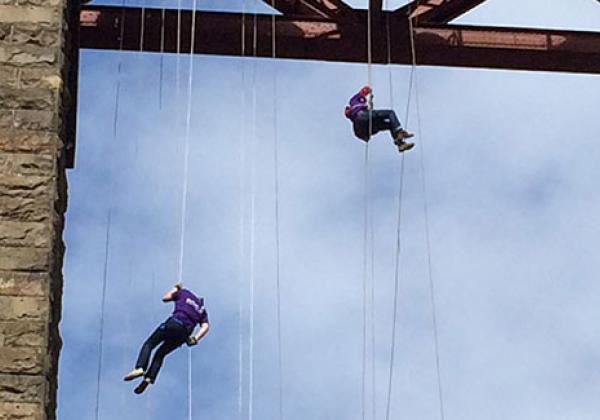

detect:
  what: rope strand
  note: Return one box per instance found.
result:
[363,1,374,418]
[271,9,285,420]
[238,2,248,418]
[94,4,126,417]
[411,32,446,420]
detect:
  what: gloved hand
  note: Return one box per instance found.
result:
[187,336,198,347]
[360,85,372,96]
[174,281,183,291]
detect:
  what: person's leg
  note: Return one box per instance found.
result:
[144,319,189,383]
[135,323,167,371]
[371,110,402,138]
[143,340,184,384]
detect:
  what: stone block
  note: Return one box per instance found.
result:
[0,88,56,111]
[0,271,48,297]
[0,221,50,247]
[16,0,62,6]
[0,197,50,222]
[0,174,53,222]
[0,347,43,374]
[0,373,45,402]
[0,6,56,24]
[0,402,42,420]
[0,66,18,88]
[13,110,56,131]
[0,296,47,320]
[0,45,56,66]
[0,247,49,272]
[0,110,56,131]
[3,23,60,48]
[18,68,62,90]
[0,321,45,347]
[0,173,51,200]
[0,152,53,175]
[0,129,55,154]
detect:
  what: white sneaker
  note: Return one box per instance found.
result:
[123,368,144,381]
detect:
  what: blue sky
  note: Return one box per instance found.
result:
[59,1,600,419]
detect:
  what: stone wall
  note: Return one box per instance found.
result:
[0,0,74,418]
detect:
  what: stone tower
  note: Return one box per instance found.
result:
[0,0,76,418]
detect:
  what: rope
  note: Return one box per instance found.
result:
[238,2,247,418]
[410,16,446,420]
[159,8,165,109]
[94,211,112,420]
[271,8,285,420]
[383,4,416,419]
[248,6,259,419]
[94,3,126,417]
[175,1,199,419]
[361,144,371,420]
[384,149,406,420]
[363,1,374,418]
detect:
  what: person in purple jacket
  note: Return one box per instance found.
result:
[345,85,414,153]
[123,282,210,394]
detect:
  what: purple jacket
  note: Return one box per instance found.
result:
[345,91,368,121]
[171,288,209,331]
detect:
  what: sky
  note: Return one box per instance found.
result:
[58,1,600,419]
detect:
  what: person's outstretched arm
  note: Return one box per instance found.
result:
[188,322,210,346]
[162,282,182,302]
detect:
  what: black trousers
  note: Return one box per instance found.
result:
[135,317,189,382]
[353,110,402,142]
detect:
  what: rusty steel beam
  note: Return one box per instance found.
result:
[263,0,353,18]
[397,0,488,23]
[412,24,600,74]
[79,6,600,74]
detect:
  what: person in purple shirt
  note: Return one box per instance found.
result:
[123,282,210,394]
[345,85,415,153]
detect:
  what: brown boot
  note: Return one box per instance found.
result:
[397,141,415,153]
[396,128,414,140]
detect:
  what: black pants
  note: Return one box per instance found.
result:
[135,317,189,382]
[353,109,402,142]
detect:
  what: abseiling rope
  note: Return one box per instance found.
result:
[384,5,416,420]
[270,7,285,420]
[238,0,247,417]
[94,3,126,418]
[409,13,446,420]
[176,1,199,419]
[94,211,112,420]
[248,6,259,419]
[362,1,374,418]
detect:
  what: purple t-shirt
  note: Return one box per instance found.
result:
[171,289,209,331]
[346,91,368,120]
